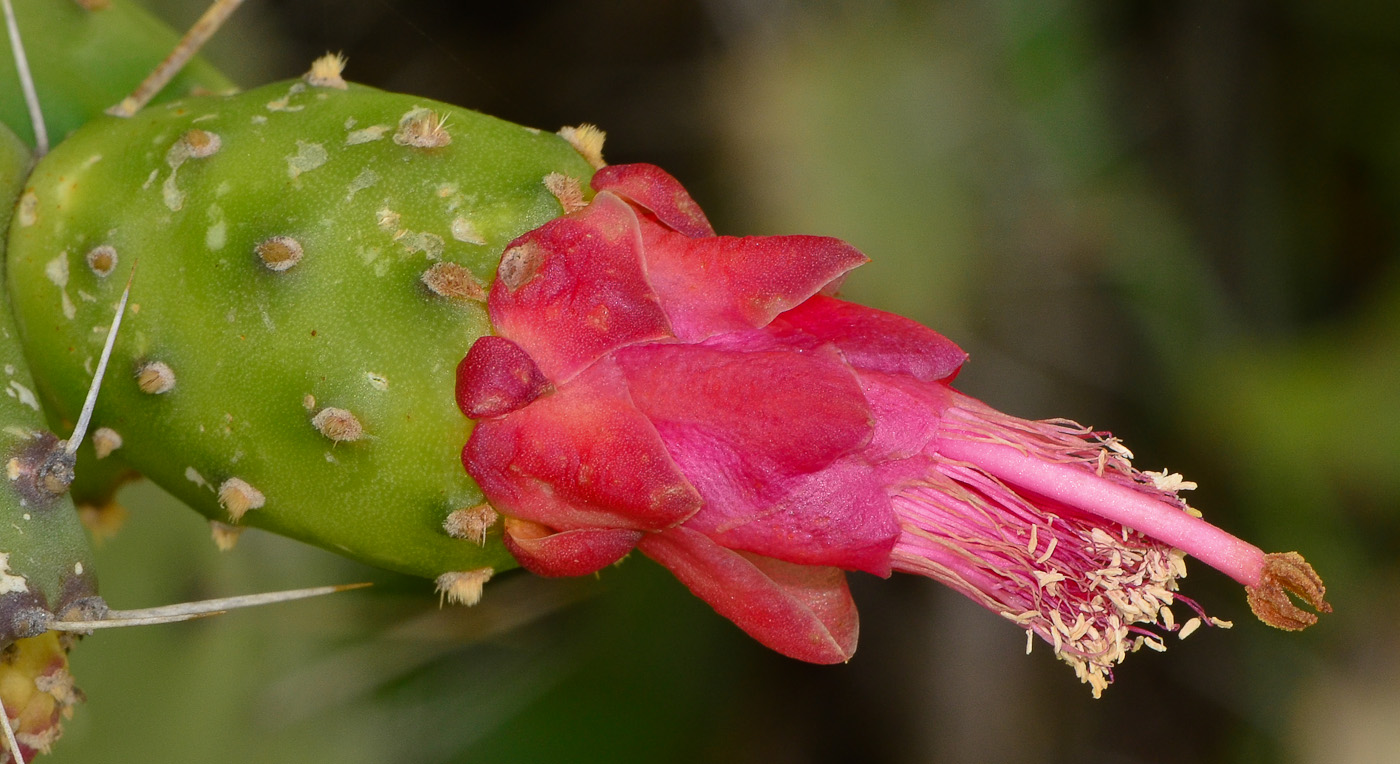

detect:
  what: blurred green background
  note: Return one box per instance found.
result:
[38,1,1396,762]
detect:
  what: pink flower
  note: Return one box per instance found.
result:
[457,164,1329,695]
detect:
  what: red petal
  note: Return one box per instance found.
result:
[776,296,967,383]
[503,517,642,577]
[639,526,858,664]
[488,193,673,382]
[591,163,715,238]
[639,223,869,342]
[456,336,551,418]
[615,341,898,575]
[462,359,702,531]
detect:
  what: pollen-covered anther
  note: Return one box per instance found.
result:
[209,520,245,551]
[1246,551,1332,631]
[421,262,487,301]
[443,504,499,545]
[543,172,587,214]
[92,427,123,459]
[218,477,266,522]
[85,245,118,277]
[557,123,606,169]
[304,52,349,89]
[312,407,364,442]
[255,235,304,271]
[393,108,451,149]
[178,128,222,159]
[435,569,493,607]
[135,361,176,394]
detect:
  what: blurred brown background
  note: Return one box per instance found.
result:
[49,1,1397,762]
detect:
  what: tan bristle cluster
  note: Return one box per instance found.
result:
[393,108,452,149]
[85,245,118,277]
[255,236,304,271]
[92,427,123,459]
[421,262,487,301]
[443,504,499,545]
[498,241,544,292]
[435,569,494,607]
[135,361,176,394]
[312,407,364,442]
[557,124,607,169]
[304,52,349,89]
[544,172,587,214]
[218,477,266,522]
[209,520,245,551]
[78,501,129,542]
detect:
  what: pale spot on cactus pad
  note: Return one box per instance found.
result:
[286,140,329,179]
[450,216,486,245]
[435,569,493,606]
[444,504,499,545]
[176,128,222,159]
[135,361,176,394]
[85,245,118,277]
[255,236,304,271]
[305,53,349,90]
[92,427,122,459]
[16,191,37,227]
[218,478,266,522]
[421,262,487,301]
[311,407,364,442]
[393,108,451,149]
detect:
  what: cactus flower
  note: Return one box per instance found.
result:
[458,163,1329,694]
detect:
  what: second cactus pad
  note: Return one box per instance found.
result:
[7,76,598,581]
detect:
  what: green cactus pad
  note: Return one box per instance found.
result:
[0,121,99,643]
[7,78,597,581]
[0,0,235,148]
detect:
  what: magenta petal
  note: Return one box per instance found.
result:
[638,223,870,342]
[615,341,898,574]
[462,360,703,531]
[503,518,643,577]
[488,193,674,382]
[639,526,858,664]
[591,163,716,238]
[456,336,552,418]
[776,296,968,383]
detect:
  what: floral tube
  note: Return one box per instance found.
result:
[457,163,1329,695]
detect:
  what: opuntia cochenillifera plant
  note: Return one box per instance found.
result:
[2,2,1334,754]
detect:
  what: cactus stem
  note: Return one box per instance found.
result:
[255,236,304,272]
[135,361,176,395]
[46,582,371,631]
[2,0,48,156]
[0,692,25,764]
[311,407,364,442]
[107,0,246,117]
[421,262,487,301]
[216,478,264,522]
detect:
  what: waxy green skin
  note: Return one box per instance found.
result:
[0,123,99,644]
[7,79,596,579]
[0,0,235,149]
